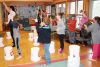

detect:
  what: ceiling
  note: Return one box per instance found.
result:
[0,0,67,6]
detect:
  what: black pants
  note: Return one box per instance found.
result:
[9,21,15,46]
[58,34,64,50]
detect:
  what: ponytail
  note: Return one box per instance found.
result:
[94,16,100,26]
[10,6,15,12]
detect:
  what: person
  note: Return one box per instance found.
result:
[56,13,66,53]
[12,20,22,59]
[67,15,76,44]
[79,10,88,30]
[38,14,51,65]
[3,2,16,47]
[84,16,100,61]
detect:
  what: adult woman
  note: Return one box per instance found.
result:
[56,13,66,53]
[3,2,16,47]
[85,16,100,61]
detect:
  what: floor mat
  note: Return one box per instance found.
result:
[34,60,84,67]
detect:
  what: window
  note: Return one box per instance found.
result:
[69,0,83,14]
[61,3,66,13]
[76,1,83,28]
[70,2,75,14]
[56,3,66,14]
[56,4,60,14]
[92,0,100,18]
[46,5,51,15]
[78,1,83,14]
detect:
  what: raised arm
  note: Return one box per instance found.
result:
[3,2,10,13]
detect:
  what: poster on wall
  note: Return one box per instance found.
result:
[16,6,39,19]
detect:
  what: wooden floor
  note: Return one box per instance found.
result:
[0,31,100,67]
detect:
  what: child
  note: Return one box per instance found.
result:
[67,15,76,44]
[12,21,22,59]
[3,2,16,47]
[79,10,88,30]
[38,15,51,65]
[84,16,100,61]
[56,13,66,53]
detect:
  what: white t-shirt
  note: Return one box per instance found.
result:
[8,10,16,23]
[56,18,66,34]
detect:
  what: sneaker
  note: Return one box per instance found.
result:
[12,45,15,47]
[42,56,45,60]
[58,48,63,54]
[89,58,97,61]
[16,55,22,60]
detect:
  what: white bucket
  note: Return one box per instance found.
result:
[49,41,55,54]
[31,26,36,31]
[4,46,14,61]
[28,33,34,41]
[0,37,4,47]
[68,45,80,67]
[6,32,11,39]
[34,36,38,43]
[33,36,40,46]
[67,56,80,67]
[69,45,80,57]
[31,47,41,62]
[33,29,38,37]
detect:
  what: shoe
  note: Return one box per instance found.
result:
[42,56,45,60]
[89,58,97,61]
[45,61,51,65]
[58,48,63,54]
[12,45,15,47]
[16,55,22,60]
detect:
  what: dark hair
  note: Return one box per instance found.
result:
[80,10,85,13]
[58,13,64,18]
[72,14,76,17]
[94,16,100,26]
[80,10,87,15]
[10,6,15,12]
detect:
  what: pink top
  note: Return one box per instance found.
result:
[79,16,88,29]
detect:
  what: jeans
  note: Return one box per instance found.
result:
[68,31,76,44]
[14,37,21,55]
[58,34,64,50]
[44,43,51,64]
[9,21,15,45]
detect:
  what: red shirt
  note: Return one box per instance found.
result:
[68,19,76,32]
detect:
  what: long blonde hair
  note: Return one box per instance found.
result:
[43,15,50,24]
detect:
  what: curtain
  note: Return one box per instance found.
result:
[83,0,89,17]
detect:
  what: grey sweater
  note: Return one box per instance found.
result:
[87,22,100,44]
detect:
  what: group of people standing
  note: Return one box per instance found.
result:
[2,2,64,65]
[36,10,66,64]
[2,1,100,65]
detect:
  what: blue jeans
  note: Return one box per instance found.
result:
[68,31,76,44]
[44,43,51,64]
[58,34,64,50]
[14,37,21,55]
